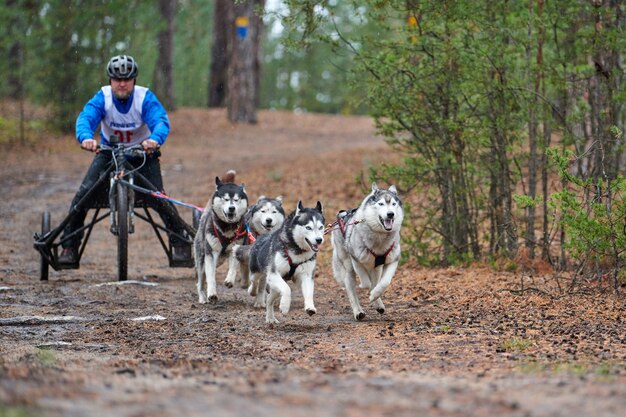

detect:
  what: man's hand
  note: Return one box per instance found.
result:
[142,139,159,155]
[81,139,98,152]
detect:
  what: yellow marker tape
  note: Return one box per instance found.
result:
[236,16,249,27]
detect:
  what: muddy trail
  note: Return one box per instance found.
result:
[1,108,625,417]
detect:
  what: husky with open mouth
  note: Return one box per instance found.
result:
[194,173,248,304]
[331,183,403,320]
[224,195,285,289]
[238,201,325,323]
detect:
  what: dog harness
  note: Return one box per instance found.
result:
[335,209,394,267]
[338,208,357,235]
[323,208,363,235]
[212,221,249,255]
[367,243,395,267]
[281,242,316,280]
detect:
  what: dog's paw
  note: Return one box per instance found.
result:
[369,291,382,303]
[223,280,233,288]
[248,285,257,297]
[253,300,266,309]
[305,307,316,316]
[198,291,208,304]
[355,311,366,321]
[279,302,290,316]
[371,296,385,314]
[266,317,280,325]
[208,294,218,304]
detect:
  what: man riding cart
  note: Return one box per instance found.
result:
[34,55,196,281]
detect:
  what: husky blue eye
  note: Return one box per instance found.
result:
[306,226,312,230]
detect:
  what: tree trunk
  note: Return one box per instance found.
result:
[153,0,176,110]
[525,0,545,258]
[484,10,518,258]
[208,0,228,107]
[6,0,26,142]
[46,2,79,133]
[540,118,552,262]
[587,0,621,184]
[7,0,23,101]
[226,0,264,123]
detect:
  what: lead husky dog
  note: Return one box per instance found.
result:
[331,183,403,320]
[194,173,249,304]
[239,201,325,324]
[224,195,285,289]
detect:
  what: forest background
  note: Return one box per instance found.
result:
[1,0,625,291]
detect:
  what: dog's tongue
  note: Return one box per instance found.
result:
[384,218,394,230]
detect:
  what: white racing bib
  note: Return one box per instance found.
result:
[101,85,151,146]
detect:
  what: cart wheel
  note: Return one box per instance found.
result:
[192,208,201,230]
[40,211,51,281]
[116,181,128,281]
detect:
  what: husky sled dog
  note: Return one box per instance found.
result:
[224,195,285,289]
[331,183,403,320]
[238,201,325,323]
[194,171,249,303]
[247,195,285,236]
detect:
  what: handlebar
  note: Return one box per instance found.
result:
[96,135,161,158]
[98,143,147,159]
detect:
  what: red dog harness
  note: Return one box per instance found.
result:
[212,221,248,255]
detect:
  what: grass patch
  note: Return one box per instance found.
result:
[35,348,56,367]
[266,170,283,182]
[0,115,55,145]
[554,362,588,376]
[500,337,532,352]
[556,361,621,379]
[0,406,40,417]
[519,360,547,374]
[435,325,453,333]
[519,359,622,379]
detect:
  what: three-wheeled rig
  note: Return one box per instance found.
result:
[33,135,200,281]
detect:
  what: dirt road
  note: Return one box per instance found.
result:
[1,109,625,417]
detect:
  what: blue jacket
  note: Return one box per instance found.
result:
[75,87,170,145]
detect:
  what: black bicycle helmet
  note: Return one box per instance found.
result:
[106,55,138,79]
